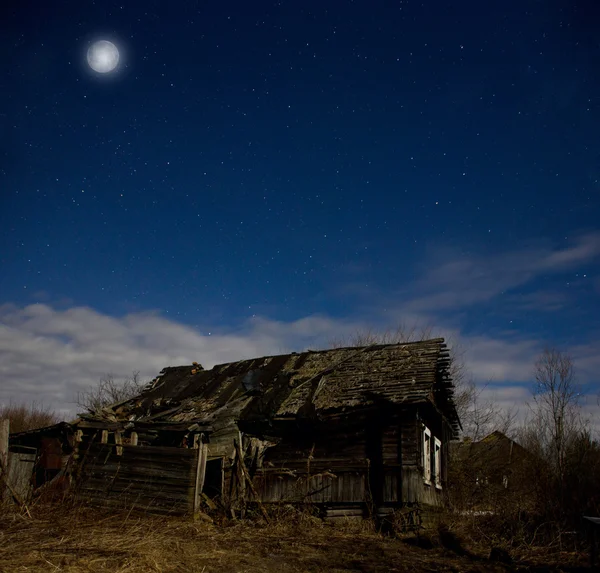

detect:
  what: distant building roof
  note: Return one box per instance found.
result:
[451,430,529,469]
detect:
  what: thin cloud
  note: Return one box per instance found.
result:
[408,232,600,313]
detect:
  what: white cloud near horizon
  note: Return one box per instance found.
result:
[0,303,366,418]
[0,302,598,422]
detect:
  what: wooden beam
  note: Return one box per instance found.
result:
[0,419,8,503]
[0,419,8,477]
[233,438,269,524]
[115,431,123,456]
[130,432,138,446]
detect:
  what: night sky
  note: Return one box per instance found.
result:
[1,1,599,419]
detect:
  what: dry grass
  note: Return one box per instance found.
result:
[0,504,590,573]
[0,403,61,433]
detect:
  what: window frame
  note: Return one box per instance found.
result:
[434,437,442,489]
[423,426,432,485]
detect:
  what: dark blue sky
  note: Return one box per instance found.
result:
[1,1,599,413]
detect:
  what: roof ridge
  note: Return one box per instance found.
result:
[165,338,446,372]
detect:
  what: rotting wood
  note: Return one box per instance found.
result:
[115,431,123,456]
[0,456,32,518]
[233,438,270,523]
[325,508,364,517]
[76,442,199,515]
[0,419,8,498]
[193,437,208,515]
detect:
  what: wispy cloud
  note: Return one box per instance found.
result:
[461,334,540,383]
[407,232,600,313]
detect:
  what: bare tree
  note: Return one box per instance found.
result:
[529,348,581,483]
[508,347,600,534]
[76,371,145,414]
[457,378,516,441]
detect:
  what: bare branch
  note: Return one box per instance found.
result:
[76,371,145,413]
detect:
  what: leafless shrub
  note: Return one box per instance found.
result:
[454,378,517,442]
[76,371,145,413]
[329,323,434,349]
[0,402,61,432]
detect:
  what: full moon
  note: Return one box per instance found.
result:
[87,40,119,73]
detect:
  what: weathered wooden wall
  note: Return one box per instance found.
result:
[76,443,198,514]
[398,406,446,507]
[7,449,36,502]
[254,426,368,504]
[73,403,451,512]
[256,466,367,503]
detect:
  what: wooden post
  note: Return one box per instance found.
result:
[0,419,8,474]
[114,431,123,456]
[0,419,8,502]
[193,434,207,515]
[73,429,83,460]
[100,430,108,444]
[130,432,138,446]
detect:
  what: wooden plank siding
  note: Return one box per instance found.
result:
[249,410,448,508]
[256,469,367,503]
[75,443,198,515]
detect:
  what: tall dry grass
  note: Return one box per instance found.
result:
[0,402,61,433]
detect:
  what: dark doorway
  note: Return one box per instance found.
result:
[203,457,224,498]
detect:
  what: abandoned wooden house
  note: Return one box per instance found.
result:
[73,338,460,518]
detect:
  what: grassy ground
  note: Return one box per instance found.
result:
[0,505,590,573]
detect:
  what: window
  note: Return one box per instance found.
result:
[423,426,431,484]
[434,437,442,489]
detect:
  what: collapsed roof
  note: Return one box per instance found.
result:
[81,338,460,436]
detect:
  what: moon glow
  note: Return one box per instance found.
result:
[87,40,120,73]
